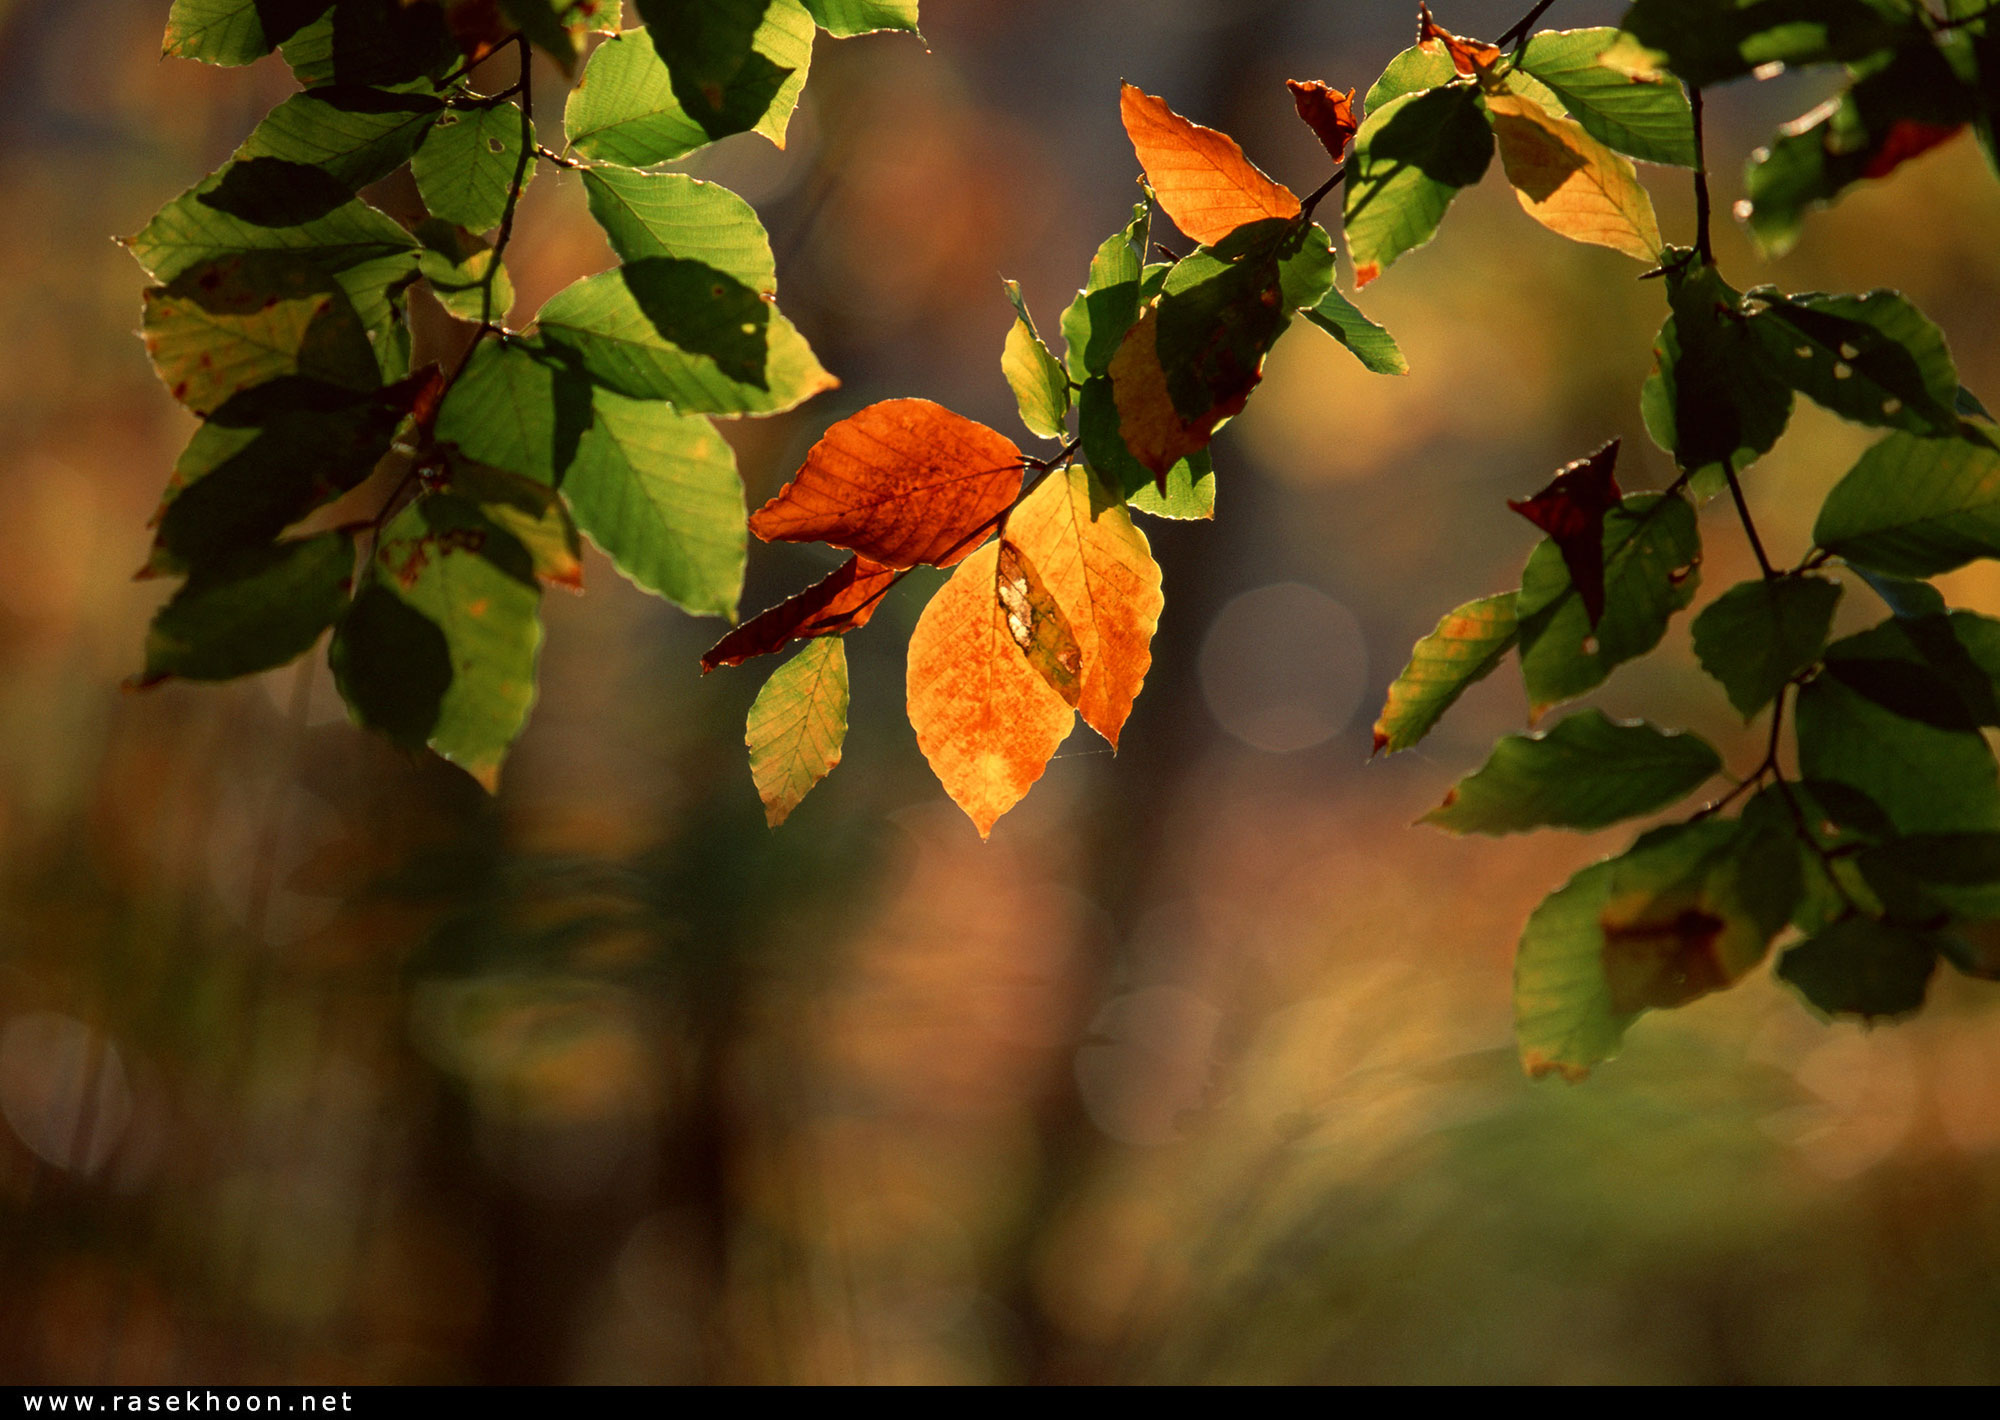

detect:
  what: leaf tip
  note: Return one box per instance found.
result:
[1522,1050,1590,1083]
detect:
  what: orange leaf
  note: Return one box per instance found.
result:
[700,554,897,671]
[1005,464,1164,749]
[1120,84,1301,246]
[997,539,1084,706]
[1487,93,1663,263]
[906,540,1076,837]
[1107,305,1261,480]
[747,398,1024,569]
[1417,2,1500,76]
[1286,80,1359,163]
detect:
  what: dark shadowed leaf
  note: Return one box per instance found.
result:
[141,531,354,682]
[1778,916,1940,1019]
[1507,441,1623,626]
[1690,574,1841,717]
[564,17,811,165]
[1060,201,1150,383]
[1796,672,2000,834]
[415,219,513,322]
[1641,256,1794,492]
[1744,287,1959,435]
[165,0,331,65]
[1605,0,1911,88]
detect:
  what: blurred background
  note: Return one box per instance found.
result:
[4,0,2000,1384]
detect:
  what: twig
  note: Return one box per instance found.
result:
[1298,166,1346,222]
[1497,0,1560,48]
[1689,85,1714,265]
[1722,455,1777,579]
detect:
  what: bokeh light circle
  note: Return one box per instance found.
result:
[1198,583,1368,752]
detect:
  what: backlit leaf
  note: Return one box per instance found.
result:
[1078,378,1216,518]
[1423,709,1720,835]
[906,540,1075,837]
[746,636,848,826]
[1001,279,1071,441]
[413,102,530,234]
[1813,427,2000,576]
[434,336,593,486]
[535,258,837,416]
[446,457,585,592]
[1363,43,1457,113]
[141,532,354,683]
[1777,916,1941,1019]
[803,0,919,37]
[416,219,513,323]
[1516,26,1697,167]
[1373,593,1518,755]
[1416,3,1500,75]
[1119,84,1300,246]
[567,387,746,616]
[199,86,442,227]
[1690,574,1841,717]
[1640,255,1793,488]
[1344,84,1493,287]
[1795,673,2000,834]
[701,554,896,670]
[996,541,1083,706]
[1302,286,1408,375]
[1286,79,1359,162]
[580,167,778,292]
[1060,201,1149,383]
[1487,92,1663,262]
[1518,492,1701,715]
[1605,0,1911,88]
[1743,287,1960,435]
[165,0,328,65]
[748,399,1022,568]
[1005,464,1164,747]
[126,184,418,284]
[1506,440,1624,626]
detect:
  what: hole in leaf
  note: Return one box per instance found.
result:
[488,137,504,154]
[1834,362,1853,379]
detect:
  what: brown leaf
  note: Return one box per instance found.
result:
[1417,2,1500,76]
[747,398,1024,569]
[1507,440,1622,627]
[1286,80,1359,163]
[1120,84,1301,246]
[907,540,1076,837]
[1005,464,1164,748]
[997,540,1083,706]
[700,554,897,672]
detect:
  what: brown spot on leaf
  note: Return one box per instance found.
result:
[1602,907,1728,1013]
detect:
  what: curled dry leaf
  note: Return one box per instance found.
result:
[1416,2,1500,76]
[997,540,1084,707]
[1508,439,1623,627]
[1119,83,1300,246]
[1286,80,1360,163]
[906,540,1076,838]
[701,553,897,671]
[747,397,1024,569]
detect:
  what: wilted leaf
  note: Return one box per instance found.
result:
[1516,26,1696,167]
[1690,574,1841,718]
[1119,84,1300,246]
[1743,287,1960,436]
[1005,463,1164,747]
[701,554,896,670]
[746,636,848,826]
[1344,84,1493,286]
[1507,440,1624,626]
[413,102,530,235]
[140,531,353,683]
[1416,2,1499,75]
[906,540,1075,837]
[1487,92,1663,262]
[748,399,1022,568]
[1777,916,1940,1020]
[996,540,1083,706]
[1423,709,1720,835]
[1001,279,1071,441]
[1286,79,1359,162]
[1373,593,1518,754]
[1813,427,2000,577]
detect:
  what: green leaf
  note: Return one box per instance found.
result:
[1373,593,1517,754]
[1518,492,1701,715]
[1423,709,1720,835]
[1060,203,1149,383]
[1777,916,1940,1019]
[1077,377,1213,518]
[1640,257,1793,488]
[164,0,328,65]
[1796,672,2000,834]
[804,0,918,36]
[435,336,594,485]
[1515,816,1792,1079]
[126,188,418,283]
[564,14,813,165]
[197,86,442,227]
[1690,574,1841,717]
[1813,427,2000,576]
[1302,286,1408,375]
[1362,44,1458,114]
[361,492,544,789]
[565,387,747,615]
[330,582,452,752]
[279,0,456,88]
[142,252,381,416]
[1517,27,1697,167]
[150,378,414,575]
[413,102,531,234]
[534,259,837,416]
[1344,84,1493,286]
[446,458,585,591]
[1743,287,1960,435]
[1821,609,2000,730]
[416,219,514,323]
[1605,0,1913,88]
[141,531,354,682]
[1001,280,1070,441]
[580,167,778,292]
[746,636,849,827]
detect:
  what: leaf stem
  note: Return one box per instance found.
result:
[1689,85,1714,265]
[1721,455,1777,579]
[1298,166,1346,222]
[1497,0,1559,49]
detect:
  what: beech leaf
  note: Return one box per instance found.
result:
[701,554,896,671]
[1119,84,1300,247]
[1373,593,1518,755]
[746,636,849,827]
[996,540,1084,707]
[1286,80,1359,162]
[1507,440,1623,627]
[1487,92,1663,263]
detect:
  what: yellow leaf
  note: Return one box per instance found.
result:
[1487,92,1662,263]
[906,541,1075,837]
[746,637,848,827]
[1006,465,1164,749]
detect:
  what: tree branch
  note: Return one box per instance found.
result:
[1689,85,1714,265]
[1722,455,1777,579]
[1497,0,1560,48]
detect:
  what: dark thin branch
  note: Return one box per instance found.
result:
[1497,0,1560,48]
[1689,85,1714,265]
[1298,165,1346,222]
[1932,2,1997,30]
[536,143,580,169]
[1722,456,1778,579]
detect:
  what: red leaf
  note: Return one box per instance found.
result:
[1286,80,1359,163]
[1417,2,1500,76]
[747,399,1023,570]
[700,555,897,672]
[1507,440,1623,627]
[1861,119,1964,179]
